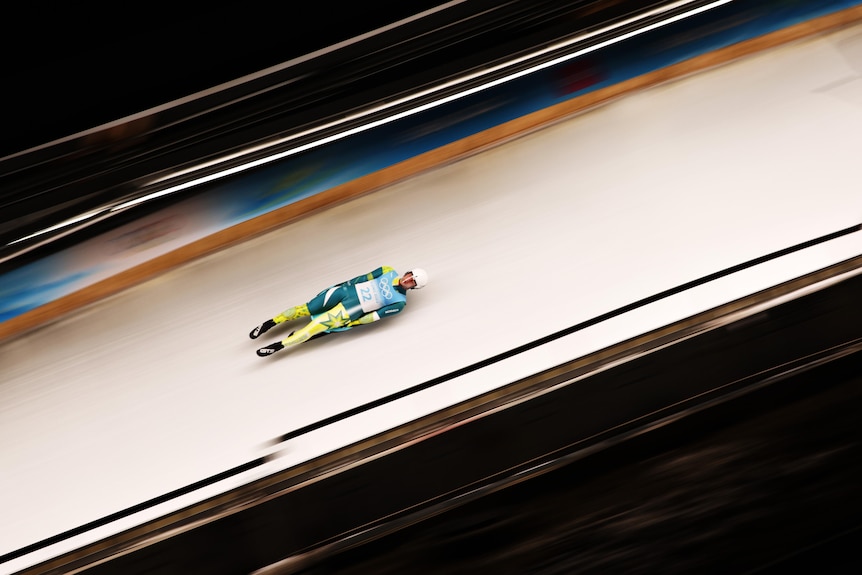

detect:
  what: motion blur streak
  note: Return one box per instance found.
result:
[6,0,731,250]
[0,0,470,164]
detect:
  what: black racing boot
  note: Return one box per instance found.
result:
[250,319,277,339]
[257,341,285,356]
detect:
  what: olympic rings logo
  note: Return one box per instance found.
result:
[379,279,393,299]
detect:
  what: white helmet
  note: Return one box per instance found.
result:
[407,268,429,289]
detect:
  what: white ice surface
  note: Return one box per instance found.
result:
[2,23,862,573]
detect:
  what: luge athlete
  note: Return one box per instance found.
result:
[251,266,428,356]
